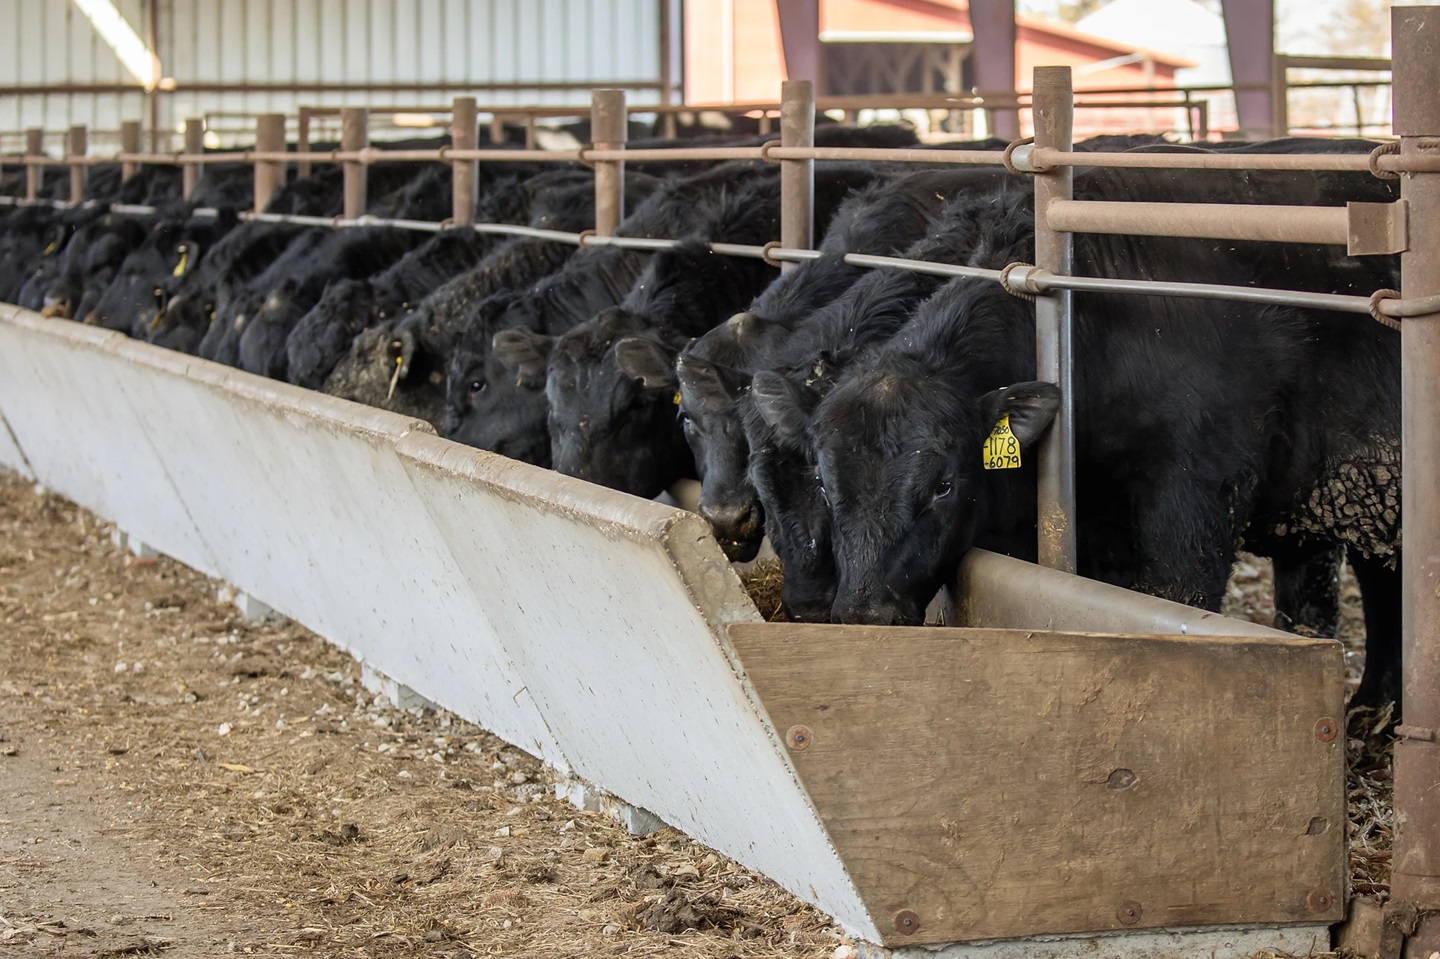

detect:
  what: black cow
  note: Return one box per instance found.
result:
[236,225,420,380]
[40,212,151,319]
[754,183,1401,711]
[741,189,1028,619]
[677,166,1014,560]
[83,207,239,335]
[449,160,783,461]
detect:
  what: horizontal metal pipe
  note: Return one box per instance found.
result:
[1017,267,1373,313]
[583,146,765,162]
[762,146,1010,165]
[7,195,1425,322]
[581,235,675,251]
[1028,145,1413,173]
[843,252,1005,281]
[0,80,664,96]
[469,223,586,243]
[1047,198,1351,245]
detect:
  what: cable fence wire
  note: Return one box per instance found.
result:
[0,138,1429,321]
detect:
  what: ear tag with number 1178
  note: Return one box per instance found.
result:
[982,414,1022,470]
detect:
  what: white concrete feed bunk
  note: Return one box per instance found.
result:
[0,304,1345,957]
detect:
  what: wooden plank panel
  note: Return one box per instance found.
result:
[728,623,1346,947]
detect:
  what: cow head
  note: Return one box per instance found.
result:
[747,368,837,621]
[545,308,695,497]
[806,366,1058,626]
[447,324,555,466]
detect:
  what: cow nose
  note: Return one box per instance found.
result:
[40,294,71,319]
[831,590,908,626]
[700,500,760,538]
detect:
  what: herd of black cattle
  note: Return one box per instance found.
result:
[0,124,1404,713]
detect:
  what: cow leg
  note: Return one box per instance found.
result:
[1347,548,1402,718]
[1271,544,1342,638]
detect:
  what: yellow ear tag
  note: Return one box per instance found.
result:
[172,248,189,276]
[41,238,58,255]
[982,414,1022,470]
[673,391,682,406]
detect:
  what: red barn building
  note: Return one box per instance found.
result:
[682,0,1196,136]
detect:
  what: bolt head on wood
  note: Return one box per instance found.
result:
[1116,900,1142,924]
[1307,887,1334,912]
[894,910,921,934]
[1314,717,1339,743]
[785,725,812,751]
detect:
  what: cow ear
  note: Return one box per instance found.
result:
[614,337,677,390]
[492,328,554,380]
[676,354,749,414]
[751,370,816,443]
[40,224,66,256]
[979,381,1061,447]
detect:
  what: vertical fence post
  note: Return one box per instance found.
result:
[297,107,313,178]
[1269,55,1290,139]
[779,79,814,272]
[182,118,205,199]
[591,90,627,237]
[451,97,477,227]
[1388,7,1440,954]
[120,120,142,181]
[252,113,287,214]
[24,129,41,202]
[1030,65,1077,574]
[341,107,368,220]
[67,125,87,204]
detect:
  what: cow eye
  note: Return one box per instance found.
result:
[934,481,953,500]
[468,380,484,394]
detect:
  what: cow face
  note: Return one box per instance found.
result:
[86,230,189,331]
[60,216,149,322]
[448,325,555,466]
[676,353,762,561]
[807,371,1058,625]
[747,370,836,621]
[546,309,695,497]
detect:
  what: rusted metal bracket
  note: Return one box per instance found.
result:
[1348,199,1409,256]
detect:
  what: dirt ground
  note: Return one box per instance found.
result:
[0,473,846,958]
[0,470,1393,958]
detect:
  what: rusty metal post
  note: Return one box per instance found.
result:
[1388,7,1440,956]
[252,113,287,213]
[779,79,814,272]
[297,107,312,177]
[182,118,204,199]
[24,129,41,201]
[67,125,87,203]
[591,90,627,237]
[1030,65,1077,573]
[451,97,478,226]
[120,120,142,180]
[341,107,368,219]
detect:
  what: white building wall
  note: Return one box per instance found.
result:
[0,0,670,150]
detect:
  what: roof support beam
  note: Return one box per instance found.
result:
[776,0,822,90]
[1220,0,1277,138]
[968,0,1020,139]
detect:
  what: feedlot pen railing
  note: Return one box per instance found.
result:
[2,7,1438,952]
